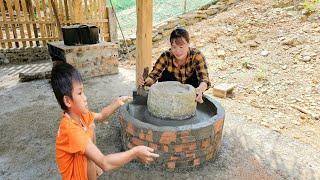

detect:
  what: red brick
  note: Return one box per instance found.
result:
[149,143,159,151]
[159,131,177,144]
[126,122,135,135]
[186,153,196,159]
[214,119,224,133]
[180,136,196,144]
[174,143,196,152]
[201,138,211,150]
[162,145,169,152]
[145,130,153,142]
[132,137,144,146]
[193,158,200,166]
[169,156,179,161]
[138,130,145,140]
[167,161,175,169]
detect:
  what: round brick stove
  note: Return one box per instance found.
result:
[119,82,225,171]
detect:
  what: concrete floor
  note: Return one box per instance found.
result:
[0,68,319,179]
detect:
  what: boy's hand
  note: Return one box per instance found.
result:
[115,96,133,106]
[133,146,159,164]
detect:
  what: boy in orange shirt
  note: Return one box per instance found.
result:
[51,63,159,180]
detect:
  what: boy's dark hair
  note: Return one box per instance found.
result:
[50,62,83,111]
[170,27,190,45]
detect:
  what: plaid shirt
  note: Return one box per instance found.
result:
[148,48,211,87]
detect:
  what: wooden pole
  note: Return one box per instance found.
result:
[50,0,63,39]
[73,0,83,22]
[136,0,153,87]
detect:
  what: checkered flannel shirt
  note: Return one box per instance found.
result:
[148,48,211,87]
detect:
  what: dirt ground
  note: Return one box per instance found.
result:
[122,0,320,150]
[1,0,320,179]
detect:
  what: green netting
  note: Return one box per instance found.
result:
[109,0,215,36]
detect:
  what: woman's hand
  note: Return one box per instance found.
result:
[138,76,154,87]
[195,88,204,103]
[195,82,208,103]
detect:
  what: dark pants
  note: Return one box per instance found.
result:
[158,69,199,88]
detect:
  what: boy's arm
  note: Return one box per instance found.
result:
[94,96,132,122]
[85,140,159,172]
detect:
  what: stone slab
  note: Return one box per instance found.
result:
[147,81,197,120]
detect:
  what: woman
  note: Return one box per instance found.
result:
[138,27,211,103]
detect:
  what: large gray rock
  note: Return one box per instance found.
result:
[147,81,197,120]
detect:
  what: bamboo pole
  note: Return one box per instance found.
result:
[50,0,63,39]
[21,0,33,46]
[6,0,20,47]
[14,0,27,47]
[41,0,50,41]
[26,0,40,46]
[34,0,46,45]
[1,0,13,48]
[0,24,5,48]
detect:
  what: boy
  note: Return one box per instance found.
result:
[50,62,159,180]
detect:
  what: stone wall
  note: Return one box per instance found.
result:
[0,47,51,65]
[48,41,119,79]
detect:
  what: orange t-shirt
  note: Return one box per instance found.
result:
[56,111,95,180]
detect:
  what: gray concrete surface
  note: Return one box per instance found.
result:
[0,68,319,179]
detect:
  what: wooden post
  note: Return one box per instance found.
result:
[73,0,83,22]
[136,0,153,87]
[26,0,40,46]
[106,7,117,42]
[50,0,63,39]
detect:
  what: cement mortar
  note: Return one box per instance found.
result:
[129,97,219,128]
[147,81,197,120]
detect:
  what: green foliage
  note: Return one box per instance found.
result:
[303,0,320,14]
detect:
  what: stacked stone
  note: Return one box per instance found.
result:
[0,47,50,65]
[48,41,119,79]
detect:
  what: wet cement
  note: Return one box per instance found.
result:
[128,97,217,127]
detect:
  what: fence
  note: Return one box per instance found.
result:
[0,0,115,49]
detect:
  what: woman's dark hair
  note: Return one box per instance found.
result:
[170,27,190,45]
[50,62,83,111]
